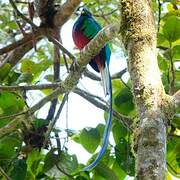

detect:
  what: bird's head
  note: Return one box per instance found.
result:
[81,8,92,17]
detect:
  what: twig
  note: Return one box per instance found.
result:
[0,111,25,120]
[94,9,118,17]
[167,162,180,177]
[111,68,127,79]
[45,94,68,143]
[0,30,43,56]
[120,77,131,90]
[84,68,128,81]
[47,35,76,62]
[157,0,162,32]
[2,23,121,117]
[73,87,132,132]
[84,68,101,81]
[0,167,11,180]
[59,33,69,72]
[9,0,37,29]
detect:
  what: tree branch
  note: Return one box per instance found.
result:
[53,0,81,27]
[0,0,80,72]
[0,23,121,138]
[0,30,43,56]
[73,87,132,131]
[28,23,120,113]
[0,83,60,91]
[9,0,37,28]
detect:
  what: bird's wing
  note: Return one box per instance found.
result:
[81,17,102,39]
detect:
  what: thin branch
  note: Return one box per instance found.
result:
[0,116,23,137]
[45,94,68,144]
[0,23,121,126]
[9,0,37,28]
[47,35,76,62]
[167,162,180,177]
[84,68,101,81]
[111,68,127,79]
[73,87,132,132]
[0,111,25,120]
[93,9,118,17]
[28,23,120,114]
[0,167,11,180]
[0,83,61,91]
[157,0,162,32]
[0,30,43,56]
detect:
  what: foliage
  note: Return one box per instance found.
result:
[0,0,179,179]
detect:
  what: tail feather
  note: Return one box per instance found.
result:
[82,66,112,171]
[100,64,110,96]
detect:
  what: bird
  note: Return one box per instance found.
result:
[72,7,112,171]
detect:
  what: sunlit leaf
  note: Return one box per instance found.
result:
[80,127,101,153]
[163,16,180,43]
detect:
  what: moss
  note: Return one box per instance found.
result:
[131,117,140,157]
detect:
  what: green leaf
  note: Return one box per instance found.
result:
[163,16,180,43]
[44,74,54,82]
[80,127,101,153]
[94,163,119,180]
[96,123,105,139]
[172,45,180,60]
[0,133,21,162]
[7,71,21,85]
[112,122,128,144]
[45,152,78,178]
[157,54,168,71]
[16,72,34,83]
[43,149,59,172]
[33,60,52,75]
[167,136,180,177]
[0,92,25,116]
[21,60,35,73]
[33,118,49,130]
[0,63,11,81]
[115,138,135,176]
[26,150,44,176]
[71,133,81,143]
[171,116,180,129]
[114,88,135,116]
[112,161,127,180]
[10,159,27,180]
[157,33,169,48]
[58,152,78,173]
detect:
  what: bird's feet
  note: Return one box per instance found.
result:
[70,59,79,71]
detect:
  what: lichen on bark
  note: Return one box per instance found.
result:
[120,0,171,179]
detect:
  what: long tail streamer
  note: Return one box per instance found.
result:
[82,67,112,171]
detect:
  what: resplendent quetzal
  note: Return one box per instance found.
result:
[72,8,112,171]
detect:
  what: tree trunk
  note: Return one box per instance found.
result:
[120,0,169,179]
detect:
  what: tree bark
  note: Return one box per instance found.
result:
[120,0,171,179]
